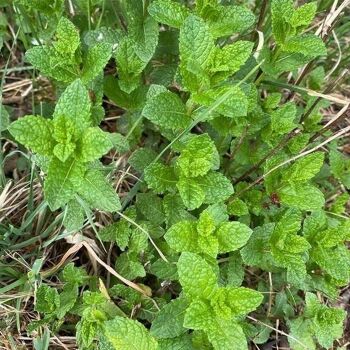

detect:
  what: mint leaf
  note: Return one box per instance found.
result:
[200,171,234,204]
[283,35,327,58]
[35,285,60,314]
[104,317,158,350]
[206,5,255,39]
[54,17,80,56]
[216,222,252,253]
[289,2,317,28]
[192,86,248,118]
[211,41,254,76]
[82,43,112,83]
[283,152,324,182]
[271,0,294,44]
[180,15,214,70]
[278,183,325,210]
[44,158,84,211]
[77,169,121,212]
[177,252,217,299]
[150,298,189,338]
[177,177,205,210]
[78,127,112,162]
[177,134,218,177]
[148,0,190,28]
[8,115,55,156]
[270,102,296,135]
[144,163,178,194]
[165,221,198,253]
[54,79,91,133]
[143,91,189,131]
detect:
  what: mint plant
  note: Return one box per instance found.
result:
[9,79,122,228]
[4,0,350,349]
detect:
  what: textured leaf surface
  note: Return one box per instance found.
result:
[283,152,324,183]
[177,252,217,299]
[77,169,121,212]
[78,128,112,162]
[148,0,190,28]
[104,317,158,350]
[54,80,91,133]
[289,2,317,27]
[144,163,178,194]
[283,35,327,58]
[82,43,112,83]
[150,298,189,338]
[207,5,255,39]
[211,41,253,74]
[143,91,189,130]
[44,158,85,210]
[177,134,218,177]
[279,183,325,210]
[216,222,252,253]
[165,221,198,253]
[177,177,205,210]
[9,115,54,156]
[180,15,214,69]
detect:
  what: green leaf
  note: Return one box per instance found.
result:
[163,194,195,226]
[115,253,146,280]
[197,211,216,237]
[211,41,254,75]
[64,199,85,231]
[177,134,218,177]
[77,127,112,162]
[54,79,92,133]
[305,293,346,349]
[44,158,85,211]
[177,177,205,210]
[270,102,296,135]
[177,252,217,299]
[200,171,234,204]
[82,43,113,83]
[53,114,76,144]
[278,183,325,210]
[165,220,198,253]
[25,46,79,83]
[144,163,178,194]
[115,37,145,93]
[56,283,78,319]
[227,198,249,216]
[104,317,158,350]
[283,152,324,183]
[54,17,80,55]
[180,15,214,70]
[216,222,252,253]
[289,2,317,28]
[109,133,130,153]
[129,148,157,173]
[192,86,248,118]
[35,285,60,314]
[283,35,327,58]
[148,0,190,28]
[225,287,263,316]
[150,298,189,338]
[143,91,189,130]
[9,115,55,156]
[271,0,294,44]
[206,5,255,39]
[136,192,165,225]
[77,169,121,212]
[288,318,316,350]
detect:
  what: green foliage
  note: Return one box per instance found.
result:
[5,0,350,349]
[9,79,121,215]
